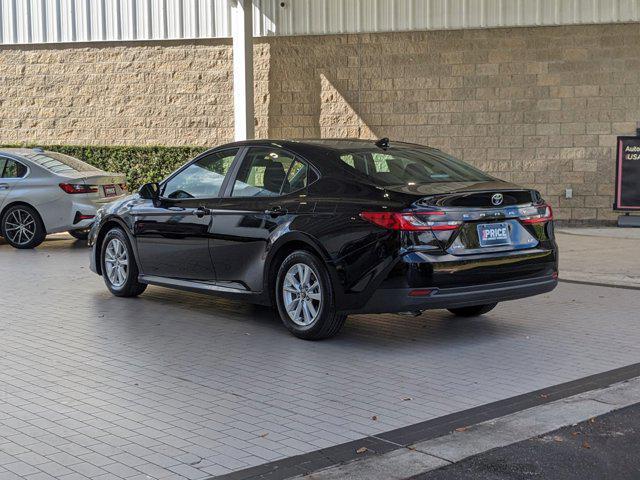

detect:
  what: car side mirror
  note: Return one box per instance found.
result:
[139,182,160,201]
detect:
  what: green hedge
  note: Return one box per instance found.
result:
[3,145,207,190]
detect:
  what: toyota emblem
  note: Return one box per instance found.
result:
[491,193,504,206]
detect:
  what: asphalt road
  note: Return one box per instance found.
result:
[411,402,640,480]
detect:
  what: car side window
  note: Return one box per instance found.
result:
[2,160,28,178]
[282,160,310,194]
[231,147,302,197]
[372,153,393,173]
[340,153,369,175]
[0,158,6,176]
[162,149,239,199]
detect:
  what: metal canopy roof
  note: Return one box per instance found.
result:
[0,0,638,45]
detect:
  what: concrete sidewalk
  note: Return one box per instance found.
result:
[294,377,640,480]
[411,402,640,480]
[556,228,640,288]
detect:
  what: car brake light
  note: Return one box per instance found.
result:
[360,211,461,232]
[520,204,553,224]
[73,211,95,224]
[408,289,434,297]
[59,183,98,194]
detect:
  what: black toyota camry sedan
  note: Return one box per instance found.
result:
[89,139,558,339]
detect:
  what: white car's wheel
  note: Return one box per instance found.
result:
[1,205,46,249]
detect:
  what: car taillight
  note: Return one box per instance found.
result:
[360,211,461,232]
[408,289,434,297]
[59,183,98,194]
[520,204,553,224]
[73,211,95,224]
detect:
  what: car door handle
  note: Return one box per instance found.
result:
[265,206,288,217]
[0,184,9,190]
[194,206,211,218]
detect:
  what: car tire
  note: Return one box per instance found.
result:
[68,229,90,241]
[275,250,347,340]
[100,227,147,297]
[1,204,46,249]
[447,303,498,317]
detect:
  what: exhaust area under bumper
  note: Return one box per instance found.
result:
[352,275,558,314]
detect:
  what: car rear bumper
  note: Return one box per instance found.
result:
[45,195,127,234]
[353,275,558,314]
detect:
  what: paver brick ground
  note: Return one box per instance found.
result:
[0,234,639,479]
[556,228,640,287]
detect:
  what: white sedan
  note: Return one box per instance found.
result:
[0,148,127,249]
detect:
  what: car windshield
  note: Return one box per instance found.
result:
[338,147,493,186]
[23,151,101,174]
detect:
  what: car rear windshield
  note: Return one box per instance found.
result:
[338,147,493,186]
[23,151,101,174]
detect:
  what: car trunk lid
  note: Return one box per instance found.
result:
[58,172,128,202]
[384,181,551,255]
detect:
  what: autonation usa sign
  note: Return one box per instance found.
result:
[615,136,640,211]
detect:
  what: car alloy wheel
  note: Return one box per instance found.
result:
[104,237,129,288]
[275,251,347,340]
[4,208,37,246]
[100,228,147,298]
[282,263,322,326]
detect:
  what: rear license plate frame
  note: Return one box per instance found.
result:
[103,185,117,197]
[477,222,511,247]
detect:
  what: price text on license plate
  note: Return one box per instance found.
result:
[477,222,511,247]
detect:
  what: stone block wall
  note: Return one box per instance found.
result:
[265,24,640,224]
[0,40,255,146]
[2,23,640,223]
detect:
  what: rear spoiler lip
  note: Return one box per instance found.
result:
[380,180,533,198]
[59,173,127,185]
[412,189,539,210]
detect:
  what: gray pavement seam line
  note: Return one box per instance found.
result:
[291,377,640,480]
[210,365,640,480]
[559,278,640,291]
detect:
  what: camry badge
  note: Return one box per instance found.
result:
[491,193,504,206]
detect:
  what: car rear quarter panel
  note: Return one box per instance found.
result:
[2,178,66,233]
[278,175,559,313]
[271,177,409,309]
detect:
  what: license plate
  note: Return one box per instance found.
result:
[103,185,117,197]
[477,222,511,247]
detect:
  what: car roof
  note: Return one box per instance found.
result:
[217,138,427,153]
[0,147,58,159]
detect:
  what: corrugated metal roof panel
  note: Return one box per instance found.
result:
[0,0,639,45]
[261,0,640,36]
[0,0,232,43]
